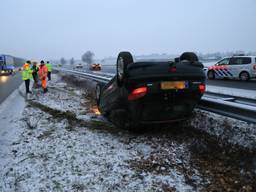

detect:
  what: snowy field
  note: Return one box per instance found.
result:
[0,73,255,191]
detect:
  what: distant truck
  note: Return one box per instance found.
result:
[0,55,15,74]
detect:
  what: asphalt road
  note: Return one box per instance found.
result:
[0,73,22,104]
[206,79,256,90]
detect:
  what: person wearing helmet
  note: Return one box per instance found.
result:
[22,60,33,94]
[46,61,52,81]
[38,60,48,93]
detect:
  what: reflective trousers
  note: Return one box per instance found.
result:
[41,79,47,89]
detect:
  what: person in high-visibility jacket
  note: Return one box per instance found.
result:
[38,60,48,93]
[46,61,52,81]
[22,60,33,94]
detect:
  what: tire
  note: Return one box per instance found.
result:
[95,84,101,106]
[116,52,133,87]
[239,71,250,81]
[207,70,215,80]
[180,52,199,62]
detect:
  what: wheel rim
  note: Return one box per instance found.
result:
[240,73,248,80]
[117,57,124,81]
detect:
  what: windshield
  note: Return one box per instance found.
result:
[215,58,229,65]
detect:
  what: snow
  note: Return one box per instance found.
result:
[186,109,256,150]
[1,73,255,191]
[0,86,25,188]
[1,74,196,192]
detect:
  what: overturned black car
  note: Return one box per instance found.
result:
[96,52,206,130]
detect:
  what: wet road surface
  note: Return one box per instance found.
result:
[0,73,22,104]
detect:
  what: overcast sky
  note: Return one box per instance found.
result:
[0,0,255,60]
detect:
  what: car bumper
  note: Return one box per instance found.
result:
[128,91,202,123]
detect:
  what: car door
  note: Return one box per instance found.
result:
[228,57,251,78]
[227,57,239,78]
[215,58,230,78]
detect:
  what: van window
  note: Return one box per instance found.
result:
[241,57,252,64]
[216,58,229,65]
[229,57,251,65]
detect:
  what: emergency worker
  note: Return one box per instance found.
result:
[46,61,52,81]
[22,60,33,94]
[31,61,39,86]
[38,60,48,93]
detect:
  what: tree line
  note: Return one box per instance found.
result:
[60,51,94,66]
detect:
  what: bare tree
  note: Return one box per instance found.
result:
[70,57,75,65]
[60,57,66,65]
[82,51,94,67]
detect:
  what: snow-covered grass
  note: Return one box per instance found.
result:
[1,74,196,191]
[1,73,256,191]
[186,110,256,150]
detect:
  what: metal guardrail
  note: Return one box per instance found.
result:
[57,68,111,83]
[57,68,256,124]
[199,95,256,124]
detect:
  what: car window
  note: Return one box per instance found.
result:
[216,58,229,65]
[241,57,251,64]
[229,57,251,65]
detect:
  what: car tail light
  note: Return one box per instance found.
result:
[169,66,177,72]
[198,83,206,94]
[253,64,256,70]
[128,87,147,101]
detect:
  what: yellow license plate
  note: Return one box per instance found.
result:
[161,81,186,90]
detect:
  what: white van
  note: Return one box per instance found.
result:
[207,56,256,81]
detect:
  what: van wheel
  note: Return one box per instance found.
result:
[180,52,199,62]
[239,72,250,81]
[116,52,133,87]
[207,70,215,80]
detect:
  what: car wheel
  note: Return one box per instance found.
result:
[239,71,250,81]
[95,84,101,106]
[116,52,133,87]
[180,52,199,62]
[207,70,215,80]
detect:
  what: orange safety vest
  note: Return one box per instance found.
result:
[38,64,48,80]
